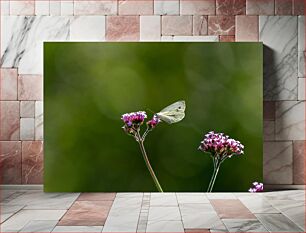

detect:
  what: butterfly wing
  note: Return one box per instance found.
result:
[156,100,186,124]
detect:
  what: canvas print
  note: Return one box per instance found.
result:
[44,42,263,192]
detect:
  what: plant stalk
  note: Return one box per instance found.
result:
[136,132,163,192]
[207,159,221,192]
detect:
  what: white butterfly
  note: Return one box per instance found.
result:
[155,100,186,124]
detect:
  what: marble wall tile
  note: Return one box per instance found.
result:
[222,219,268,232]
[58,201,113,225]
[20,118,35,140]
[275,101,305,140]
[246,0,274,15]
[10,1,35,15]
[180,0,215,15]
[293,0,305,15]
[219,35,235,42]
[18,75,42,100]
[20,220,58,232]
[140,16,161,41]
[263,101,275,120]
[35,101,43,140]
[298,78,305,100]
[154,0,179,15]
[264,120,275,141]
[74,0,117,15]
[146,221,184,232]
[293,140,305,184]
[193,16,208,35]
[0,101,19,140]
[210,199,256,219]
[70,16,106,41]
[216,0,246,15]
[1,16,70,74]
[35,1,50,15]
[1,0,10,15]
[236,15,258,41]
[208,16,235,35]
[22,141,43,184]
[0,68,17,100]
[119,0,153,15]
[0,141,22,184]
[298,16,305,78]
[275,0,293,15]
[162,16,192,36]
[50,1,61,15]
[264,141,293,184]
[260,16,298,100]
[20,101,35,118]
[61,1,74,15]
[106,16,139,41]
[255,213,303,232]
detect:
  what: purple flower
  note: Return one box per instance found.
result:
[198,131,244,158]
[121,111,147,127]
[248,182,263,192]
[147,116,160,129]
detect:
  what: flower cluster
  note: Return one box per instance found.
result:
[121,111,147,127]
[198,131,244,158]
[147,115,160,129]
[248,182,263,193]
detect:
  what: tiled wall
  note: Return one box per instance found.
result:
[0,0,305,186]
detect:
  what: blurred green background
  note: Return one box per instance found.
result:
[44,42,263,192]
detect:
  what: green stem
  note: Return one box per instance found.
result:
[207,159,221,192]
[136,131,163,192]
[207,157,216,192]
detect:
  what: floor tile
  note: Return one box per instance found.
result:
[148,206,181,221]
[58,201,113,226]
[177,193,209,204]
[180,204,220,229]
[263,190,305,201]
[52,225,103,232]
[267,200,305,230]
[210,199,256,219]
[102,206,141,232]
[77,192,116,201]
[238,196,279,213]
[146,220,184,232]
[150,193,178,206]
[0,209,66,232]
[206,193,236,199]
[7,191,80,210]
[256,213,304,232]
[20,220,58,232]
[116,192,143,198]
[1,204,25,223]
[222,219,269,232]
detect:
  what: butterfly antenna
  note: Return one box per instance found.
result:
[146,108,155,114]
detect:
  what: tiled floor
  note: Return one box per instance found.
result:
[0,188,304,232]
